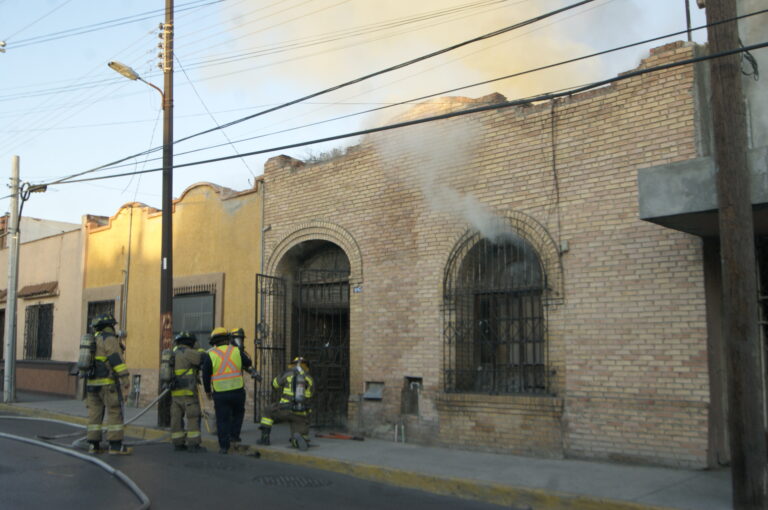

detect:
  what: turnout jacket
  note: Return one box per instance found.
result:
[171,345,204,397]
[86,329,129,387]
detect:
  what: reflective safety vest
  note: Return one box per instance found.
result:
[208,345,244,393]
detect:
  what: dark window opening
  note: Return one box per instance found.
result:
[173,292,215,349]
[23,303,53,360]
[444,233,548,395]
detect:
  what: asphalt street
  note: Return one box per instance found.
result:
[0,413,506,510]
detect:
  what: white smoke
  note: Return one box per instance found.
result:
[372,104,514,242]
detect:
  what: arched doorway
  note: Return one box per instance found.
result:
[256,240,351,429]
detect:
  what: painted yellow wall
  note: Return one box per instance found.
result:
[84,183,262,383]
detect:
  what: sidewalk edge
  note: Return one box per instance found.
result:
[0,403,680,510]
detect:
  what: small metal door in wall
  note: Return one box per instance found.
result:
[254,274,287,423]
[294,269,350,429]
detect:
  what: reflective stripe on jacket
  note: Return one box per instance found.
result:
[208,345,244,392]
[171,345,202,397]
[273,371,314,415]
[86,332,128,387]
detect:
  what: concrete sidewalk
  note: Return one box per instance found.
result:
[0,392,732,510]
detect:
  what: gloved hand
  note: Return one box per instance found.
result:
[122,379,130,395]
[248,368,262,382]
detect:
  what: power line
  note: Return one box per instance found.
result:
[175,55,257,178]
[42,41,768,187]
[29,8,766,181]
[174,0,597,144]
[2,0,74,41]
[40,0,597,186]
[4,0,221,49]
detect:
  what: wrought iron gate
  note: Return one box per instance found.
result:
[294,269,350,428]
[254,274,287,423]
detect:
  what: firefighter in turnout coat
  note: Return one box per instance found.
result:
[201,327,253,454]
[257,357,314,451]
[85,313,131,455]
[169,331,206,452]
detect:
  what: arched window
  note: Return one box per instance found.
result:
[443,231,548,394]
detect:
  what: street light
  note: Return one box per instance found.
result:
[108,54,174,427]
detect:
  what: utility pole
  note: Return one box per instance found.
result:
[3,156,20,404]
[706,0,768,508]
[157,0,175,427]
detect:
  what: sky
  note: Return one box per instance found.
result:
[0,0,708,224]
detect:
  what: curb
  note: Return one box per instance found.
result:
[0,403,678,510]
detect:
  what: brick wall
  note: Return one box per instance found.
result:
[263,42,709,467]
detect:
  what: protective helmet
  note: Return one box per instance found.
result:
[91,313,117,331]
[229,328,245,339]
[292,356,309,372]
[210,327,229,344]
[174,331,195,346]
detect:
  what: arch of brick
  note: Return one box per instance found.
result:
[444,209,564,302]
[266,220,364,284]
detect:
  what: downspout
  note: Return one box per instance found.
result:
[120,206,135,336]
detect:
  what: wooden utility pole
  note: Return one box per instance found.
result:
[706,0,768,507]
[157,0,175,427]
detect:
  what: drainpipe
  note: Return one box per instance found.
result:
[120,206,134,336]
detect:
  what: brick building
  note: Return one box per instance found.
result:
[254,41,745,468]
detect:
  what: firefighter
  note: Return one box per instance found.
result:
[84,313,132,455]
[201,327,253,454]
[257,356,314,451]
[168,331,206,453]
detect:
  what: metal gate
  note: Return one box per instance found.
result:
[254,274,287,423]
[294,269,350,429]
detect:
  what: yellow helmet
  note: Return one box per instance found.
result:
[229,328,245,338]
[210,327,229,343]
[292,356,309,372]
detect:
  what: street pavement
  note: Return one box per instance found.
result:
[0,392,732,510]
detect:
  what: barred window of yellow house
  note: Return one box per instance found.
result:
[173,288,215,348]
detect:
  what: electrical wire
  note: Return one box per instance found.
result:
[42,40,768,187]
[177,0,597,142]
[38,0,596,187]
[2,0,74,42]
[3,0,221,49]
[0,0,234,157]
[49,11,762,176]
[175,55,256,178]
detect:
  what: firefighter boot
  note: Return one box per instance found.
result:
[292,433,308,451]
[87,441,103,454]
[257,426,271,446]
[108,441,133,455]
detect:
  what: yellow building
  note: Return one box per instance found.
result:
[83,182,262,406]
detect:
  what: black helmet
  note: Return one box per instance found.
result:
[174,331,195,346]
[91,313,117,331]
[229,328,245,339]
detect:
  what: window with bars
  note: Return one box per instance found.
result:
[173,292,215,348]
[23,303,53,360]
[444,232,547,395]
